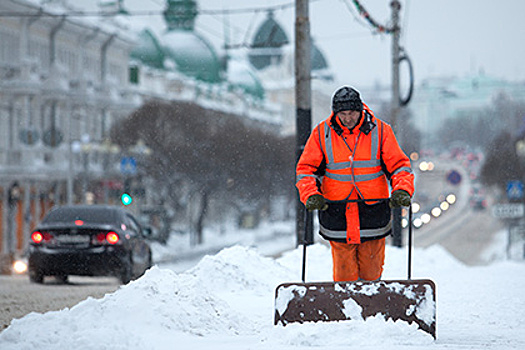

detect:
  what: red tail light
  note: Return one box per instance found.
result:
[106,232,120,245]
[92,231,120,245]
[31,232,43,244]
[31,231,53,244]
[94,232,106,244]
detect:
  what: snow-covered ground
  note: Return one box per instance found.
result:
[0,221,524,350]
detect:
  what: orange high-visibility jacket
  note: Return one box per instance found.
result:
[296,104,415,244]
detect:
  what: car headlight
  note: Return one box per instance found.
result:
[13,259,28,274]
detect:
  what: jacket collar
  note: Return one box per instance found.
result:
[329,105,376,136]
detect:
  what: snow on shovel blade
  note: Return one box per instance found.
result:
[274,279,436,339]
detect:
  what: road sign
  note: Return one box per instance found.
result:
[120,157,137,175]
[506,181,524,201]
[446,170,462,185]
[492,203,525,219]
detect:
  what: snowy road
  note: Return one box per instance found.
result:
[0,275,120,331]
[412,158,505,265]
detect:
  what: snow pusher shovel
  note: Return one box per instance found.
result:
[274,199,437,339]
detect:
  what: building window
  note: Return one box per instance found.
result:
[129,65,139,85]
[0,29,20,65]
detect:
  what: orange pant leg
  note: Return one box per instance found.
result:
[357,238,386,281]
[329,238,386,282]
[329,241,359,282]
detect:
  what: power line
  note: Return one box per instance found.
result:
[203,1,296,15]
[196,21,224,42]
[340,0,368,30]
[1,8,167,17]
[0,10,161,18]
[205,9,252,48]
[0,0,317,18]
[316,31,375,41]
[148,0,164,6]
[344,0,394,34]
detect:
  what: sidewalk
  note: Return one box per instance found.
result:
[150,220,297,267]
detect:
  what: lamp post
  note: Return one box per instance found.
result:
[71,134,94,204]
[99,139,121,204]
[81,141,94,204]
[511,138,525,259]
[6,182,21,267]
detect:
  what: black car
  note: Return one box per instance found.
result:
[28,205,153,284]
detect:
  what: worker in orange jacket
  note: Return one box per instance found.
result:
[296,86,414,282]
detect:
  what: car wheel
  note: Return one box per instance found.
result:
[120,257,132,285]
[29,269,44,284]
[147,252,153,269]
[138,252,153,278]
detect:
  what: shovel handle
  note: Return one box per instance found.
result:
[408,203,413,280]
[301,208,310,283]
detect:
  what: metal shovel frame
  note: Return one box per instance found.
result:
[274,199,437,339]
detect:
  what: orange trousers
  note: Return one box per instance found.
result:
[329,238,386,282]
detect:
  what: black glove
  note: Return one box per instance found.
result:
[390,190,411,208]
[305,194,328,211]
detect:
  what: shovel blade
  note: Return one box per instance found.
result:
[274,279,436,339]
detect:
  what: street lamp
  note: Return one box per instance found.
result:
[6,182,21,269]
[71,135,94,204]
[516,139,525,159]
[99,139,121,204]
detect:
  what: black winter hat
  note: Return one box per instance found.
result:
[332,86,363,114]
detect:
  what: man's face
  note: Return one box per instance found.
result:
[337,110,361,129]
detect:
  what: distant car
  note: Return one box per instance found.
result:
[469,185,488,211]
[28,205,153,284]
[470,195,488,211]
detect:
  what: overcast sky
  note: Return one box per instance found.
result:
[72,0,525,89]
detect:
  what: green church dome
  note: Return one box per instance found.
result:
[311,43,328,71]
[227,57,265,100]
[161,0,222,83]
[162,31,222,83]
[248,12,289,70]
[130,29,165,69]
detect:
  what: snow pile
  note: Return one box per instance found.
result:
[1,243,525,349]
[187,246,291,292]
[0,266,248,349]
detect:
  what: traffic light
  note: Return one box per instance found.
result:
[121,193,133,206]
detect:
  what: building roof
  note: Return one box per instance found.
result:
[160,0,222,83]
[311,42,329,71]
[248,12,289,70]
[162,30,222,83]
[130,29,165,70]
[227,57,265,100]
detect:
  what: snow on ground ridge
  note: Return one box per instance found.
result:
[2,241,525,350]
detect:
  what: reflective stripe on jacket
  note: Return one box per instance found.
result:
[296,103,414,244]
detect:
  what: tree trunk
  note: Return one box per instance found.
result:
[195,190,208,245]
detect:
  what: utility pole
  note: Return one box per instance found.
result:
[391,0,401,131]
[390,0,403,247]
[295,0,313,247]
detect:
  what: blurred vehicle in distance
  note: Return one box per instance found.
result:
[469,184,488,211]
[28,205,153,284]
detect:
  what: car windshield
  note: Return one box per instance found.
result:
[42,207,119,225]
